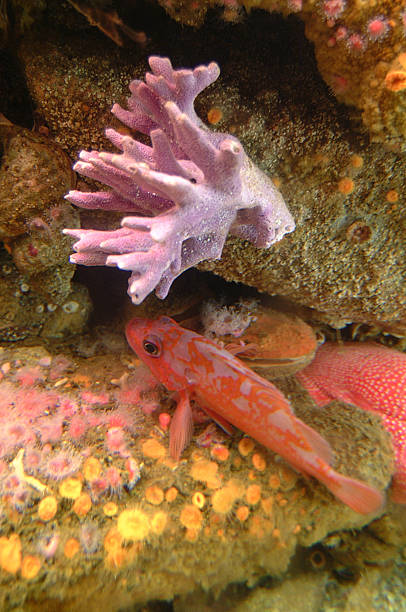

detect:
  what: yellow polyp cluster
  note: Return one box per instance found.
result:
[64,538,80,559]
[248,515,275,540]
[236,506,250,522]
[21,555,41,580]
[0,534,21,574]
[142,438,166,459]
[211,480,244,515]
[145,485,164,505]
[165,486,178,502]
[180,504,203,535]
[117,508,150,542]
[207,107,223,125]
[83,456,102,482]
[104,527,136,570]
[104,527,122,551]
[38,495,58,521]
[150,511,168,535]
[350,154,363,169]
[251,453,266,471]
[269,474,281,490]
[386,189,398,203]
[190,458,221,488]
[59,478,82,499]
[245,484,261,505]
[385,55,406,92]
[103,502,118,517]
[238,437,255,457]
[72,492,92,517]
[210,445,230,462]
[337,177,355,195]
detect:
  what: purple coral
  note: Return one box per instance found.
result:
[64,56,295,304]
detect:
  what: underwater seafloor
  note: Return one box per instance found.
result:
[1,1,406,610]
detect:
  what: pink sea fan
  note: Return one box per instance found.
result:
[89,477,109,500]
[60,397,80,418]
[367,16,390,41]
[35,414,64,444]
[80,522,101,554]
[64,56,295,305]
[24,448,43,474]
[37,533,60,559]
[322,0,346,20]
[105,466,123,496]
[81,390,110,406]
[14,388,59,419]
[68,414,89,440]
[105,426,126,454]
[0,420,35,457]
[48,355,74,381]
[41,449,82,480]
[0,382,15,411]
[10,484,33,512]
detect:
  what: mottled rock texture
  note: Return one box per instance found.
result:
[155,0,406,153]
[16,11,405,331]
[0,117,91,338]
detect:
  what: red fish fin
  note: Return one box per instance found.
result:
[324,471,385,515]
[296,372,332,406]
[201,406,235,436]
[169,390,194,461]
[295,419,334,466]
[389,475,406,504]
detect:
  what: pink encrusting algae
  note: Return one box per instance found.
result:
[0,355,145,512]
[296,342,406,503]
[126,316,385,514]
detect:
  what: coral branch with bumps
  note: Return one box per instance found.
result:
[64,56,295,304]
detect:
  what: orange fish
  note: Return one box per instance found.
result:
[126,316,384,514]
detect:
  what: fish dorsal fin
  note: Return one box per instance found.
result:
[295,419,334,466]
[197,338,292,399]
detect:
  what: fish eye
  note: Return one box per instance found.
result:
[142,336,162,357]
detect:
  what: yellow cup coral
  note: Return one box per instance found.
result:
[73,493,92,517]
[21,555,41,579]
[59,478,82,499]
[117,508,150,541]
[0,534,21,574]
[64,538,80,559]
[38,495,58,521]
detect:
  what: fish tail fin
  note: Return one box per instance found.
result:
[169,390,194,461]
[295,419,334,466]
[322,470,385,514]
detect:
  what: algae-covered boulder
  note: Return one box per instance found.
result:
[17,13,406,332]
[0,341,394,611]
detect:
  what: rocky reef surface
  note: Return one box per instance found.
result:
[0,336,397,611]
[9,5,404,332]
[0,1,405,610]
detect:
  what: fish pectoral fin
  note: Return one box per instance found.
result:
[201,405,235,436]
[295,419,334,466]
[169,389,194,461]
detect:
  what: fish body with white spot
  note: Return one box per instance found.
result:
[126,316,385,514]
